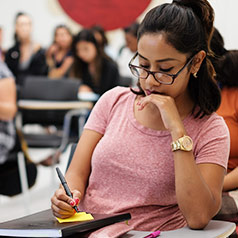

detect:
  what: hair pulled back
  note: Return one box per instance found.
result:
[136,0,221,118]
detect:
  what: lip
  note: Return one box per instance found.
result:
[145,89,152,96]
[145,89,164,96]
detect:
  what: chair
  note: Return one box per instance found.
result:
[16,76,93,165]
[65,143,77,172]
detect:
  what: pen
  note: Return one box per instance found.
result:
[144,230,160,238]
[56,167,79,213]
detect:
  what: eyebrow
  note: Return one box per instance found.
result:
[138,53,178,63]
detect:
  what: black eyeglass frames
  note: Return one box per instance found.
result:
[128,52,195,85]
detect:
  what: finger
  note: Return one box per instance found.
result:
[51,191,75,212]
[51,204,74,219]
[71,190,81,205]
[55,188,76,207]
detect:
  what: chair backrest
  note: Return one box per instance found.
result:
[19,76,81,101]
[18,76,81,126]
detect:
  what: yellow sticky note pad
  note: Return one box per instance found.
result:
[56,212,94,223]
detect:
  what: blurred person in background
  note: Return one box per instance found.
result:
[116,22,139,86]
[46,24,74,79]
[5,12,48,86]
[0,61,37,196]
[71,28,119,97]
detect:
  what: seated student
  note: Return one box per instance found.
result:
[51,0,229,236]
[70,28,119,97]
[216,50,238,192]
[116,22,139,86]
[0,61,37,196]
[5,12,48,86]
[46,24,74,79]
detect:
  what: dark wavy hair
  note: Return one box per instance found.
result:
[132,0,221,118]
[71,28,110,84]
[53,24,72,43]
[124,22,140,37]
[90,25,108,48]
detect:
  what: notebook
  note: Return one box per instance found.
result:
[0,209,131,237]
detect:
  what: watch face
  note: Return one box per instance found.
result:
[182,136,193,151]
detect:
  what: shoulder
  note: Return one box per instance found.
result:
[93,86,132,113]
[191,112,229,135]
[99,86,132,103]
[189,113,230,168]
[84,87,132,133]
[186,112,230,150]
[103,57,118,69]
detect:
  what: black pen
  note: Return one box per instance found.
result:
[56,167,79,213]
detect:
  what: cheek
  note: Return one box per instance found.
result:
[169,74,190,97]
[87,49,97,62]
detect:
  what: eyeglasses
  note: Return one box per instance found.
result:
[128,52,195,85]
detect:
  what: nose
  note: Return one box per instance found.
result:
[146,72,160,86]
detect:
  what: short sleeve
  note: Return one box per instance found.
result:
[84,87,125,135]
[194,114,230,169]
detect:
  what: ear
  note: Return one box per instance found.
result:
[191,50,206,74]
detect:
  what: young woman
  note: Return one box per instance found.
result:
[70,28,119,96]
[46,24,73,79]
[5,12,48,85]
[51,0,229,236]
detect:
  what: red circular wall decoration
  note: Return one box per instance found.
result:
[58,0,151,31]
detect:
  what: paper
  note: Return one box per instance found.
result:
[56,212,94,223]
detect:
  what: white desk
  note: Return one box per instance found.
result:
[18,100,93,110]
[121,220,236,238]
[17,99,93,141]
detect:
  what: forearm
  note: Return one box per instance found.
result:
[174,153,221,228]
[65,171,88,198]
[223,167,238,191]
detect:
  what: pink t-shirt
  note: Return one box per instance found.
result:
[80,86,229,235]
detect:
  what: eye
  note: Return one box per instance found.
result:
[139,64,149,69]
[159,67,173,73]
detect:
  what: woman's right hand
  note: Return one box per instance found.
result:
[51,187,81,218]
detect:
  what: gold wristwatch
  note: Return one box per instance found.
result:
[171,135,193,152]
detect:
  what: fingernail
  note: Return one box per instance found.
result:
[70,200,75,206]
[74,198,79,205]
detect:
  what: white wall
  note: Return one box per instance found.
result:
[0,0,237,51]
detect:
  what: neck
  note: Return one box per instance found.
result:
[20,38,31,46]
[174,90,194,120]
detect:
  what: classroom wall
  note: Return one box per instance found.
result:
[0,0,237,52]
